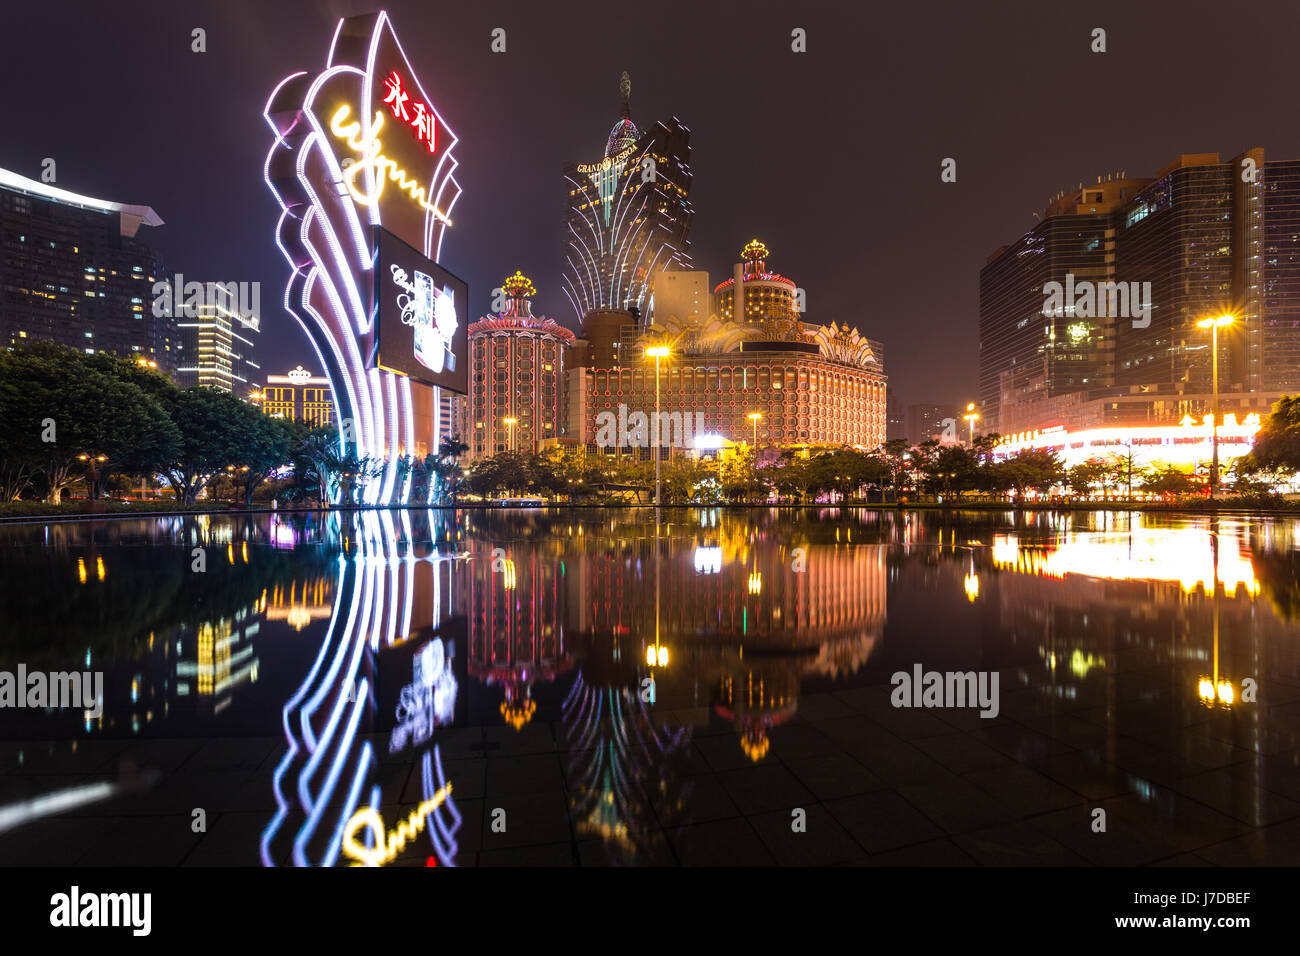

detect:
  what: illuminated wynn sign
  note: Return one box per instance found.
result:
[264,10,465,507]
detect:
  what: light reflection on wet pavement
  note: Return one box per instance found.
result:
[2,508,1299,866]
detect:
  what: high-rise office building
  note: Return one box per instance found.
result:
[907,403,959,446]
[468,271,574,459]
[885,385,906,441]
[562,72,694,325]
[980,150,1300,434]
[0,167,176,373]
[176,282,261,396]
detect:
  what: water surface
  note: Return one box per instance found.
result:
[2,508,1298,866]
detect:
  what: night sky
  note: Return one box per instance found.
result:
[3,0,1298,410]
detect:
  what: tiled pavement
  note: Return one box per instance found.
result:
[3,679,1300,866]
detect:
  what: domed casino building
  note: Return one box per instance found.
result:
[467,271,575,460]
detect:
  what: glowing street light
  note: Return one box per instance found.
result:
[77,453,107,501]
[646,345,670,507]
[963,403,979,446]
[1195,314,1234,498]
[503,417,517,454]
[748,412,762,448]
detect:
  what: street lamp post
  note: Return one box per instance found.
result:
[963,403,979,446]
[1196,314,1234,499]
[646,346,670,507]
[1119,443,1133,501]
[747,412,763,504]
[77,453,107,501]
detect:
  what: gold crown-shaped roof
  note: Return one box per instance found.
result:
[503,270,536,299]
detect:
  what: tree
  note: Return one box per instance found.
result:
[920,444,979,496]
[161,387,253,505]
[1139,465,1195,496]
[297,426,340,504]
[991,448,1065,499]
[772,452,815,502]
[430,436,469,504]
[720,446,760,501]
[1067,458,1110,497]
[232,413,304,507]
[1247,396,1300,473]
[880,438,911,491]
[0,344,179,504]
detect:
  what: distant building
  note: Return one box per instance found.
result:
[262,365,334,427]
[176,282,261,395]
[980,149,1300,433]
[569,241,887,453]
[885,386,906,441]
[468,272,575,459]
[562,72,694,324]
[0,167,176,373]
[439,392,465,448]
[907,403,958,446]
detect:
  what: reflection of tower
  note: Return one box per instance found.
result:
[561,666,691,861]
[466,537,572,729]
[264,575,334,631]
[715,660,799,762]
[261,510,463,866]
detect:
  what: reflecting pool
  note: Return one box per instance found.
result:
[2,508,1299,866]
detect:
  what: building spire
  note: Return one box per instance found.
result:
[619,71,631,120]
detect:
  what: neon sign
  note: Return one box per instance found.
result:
[342,782,453,866]
[381,71,436,153]
[576,143,636,174]
[1180,412,1261,428]
[331,105,453,223]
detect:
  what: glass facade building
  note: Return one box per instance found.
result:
[562,73,694,324]
[981,150,1300,434]
[0,167,175,374]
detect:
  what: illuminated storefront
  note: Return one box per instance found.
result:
[993,413,1263,471]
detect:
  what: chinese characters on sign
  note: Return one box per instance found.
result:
[382,70,436,154]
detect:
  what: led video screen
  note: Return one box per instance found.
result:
[373,227,468,394]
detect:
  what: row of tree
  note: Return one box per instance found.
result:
[458,431,1285,505]
[0,343,472,507]
[11,341,1300,508]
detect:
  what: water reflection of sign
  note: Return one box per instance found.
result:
[389,638,458,753]
[342,781,452,866]
[694,546,722,574]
